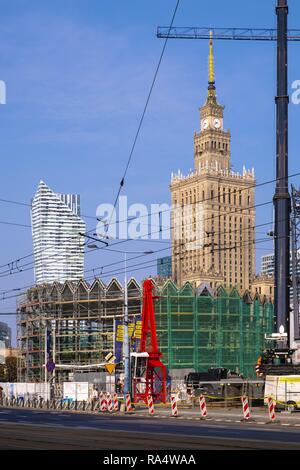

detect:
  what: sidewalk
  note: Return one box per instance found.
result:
[129,404,300,426]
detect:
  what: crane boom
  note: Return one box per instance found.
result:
[157,26,300,41]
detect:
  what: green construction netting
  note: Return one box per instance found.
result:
[155,282,274,378]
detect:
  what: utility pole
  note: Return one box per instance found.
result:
[274,0,290,342]
[123,252,130,398]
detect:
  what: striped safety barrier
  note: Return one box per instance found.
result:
[147,395,155,416]
[107,393,113,413]
[113,393,119,412]
[171,394,178,417]
[268,396,276,422]
[126,393,134,412]
[199,394,207,418]
[241,395,251,420]
[100,393,107,412]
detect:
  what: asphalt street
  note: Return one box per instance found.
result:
[0,407,300,449]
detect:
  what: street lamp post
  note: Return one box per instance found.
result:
[123,252,130,397]
[85,238,154,401]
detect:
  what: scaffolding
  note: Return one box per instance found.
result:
[17,278,141,382]
[155,281,274,378]
[17,278,274,382]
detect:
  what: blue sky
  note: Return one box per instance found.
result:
[1,0,300,342]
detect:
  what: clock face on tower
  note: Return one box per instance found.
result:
[213,118,221,129]
[202,119,209,130]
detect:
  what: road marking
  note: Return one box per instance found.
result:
[214,419,222,421]
[294,424,300,427]
[281,423,291,426]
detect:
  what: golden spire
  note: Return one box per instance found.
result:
[209,30,214,84]
[207,30,217,104]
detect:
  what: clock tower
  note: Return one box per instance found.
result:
[194,32,230,173]
[170,32,256,293]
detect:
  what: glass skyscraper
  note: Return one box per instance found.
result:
[31,181,86,285]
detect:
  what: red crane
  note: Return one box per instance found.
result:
[132,279,167,404]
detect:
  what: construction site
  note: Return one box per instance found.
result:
[17,278,274,383]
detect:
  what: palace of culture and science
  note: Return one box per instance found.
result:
[171,34,255,292]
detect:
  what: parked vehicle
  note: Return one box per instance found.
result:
[184,368,244,398]
[264,375,300,410]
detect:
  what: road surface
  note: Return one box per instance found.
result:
[0,407,300,449]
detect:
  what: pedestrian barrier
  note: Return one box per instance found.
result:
[125,393,134,412]
[147,395,155,416]
[241,395,251,421]
[17,397,24,407]
[86,401,92,411]
[113,393,119,412]
[268,396,277,422]
[107,393,113,413]
[171,394,178,417]
[100,392,107,412]
[199,394,207,418]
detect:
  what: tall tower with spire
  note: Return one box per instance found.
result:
[195,32,230,173]
[170,33,256,292]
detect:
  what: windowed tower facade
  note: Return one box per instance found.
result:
[171,33,255,292]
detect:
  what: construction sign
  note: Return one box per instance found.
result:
[105,363,116,375]
[115,317,141,363]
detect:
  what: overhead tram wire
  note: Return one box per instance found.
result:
[0,168,300,274]
[0,227,284,302]
[106,0,181,231]
[1,169,300,238]
[0,188,294,281]
[0,167,296,280]
[0,196,271,278]
[1,167,300,287]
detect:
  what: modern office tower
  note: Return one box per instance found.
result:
[157,256,172,278]
[31,181,86,284]
[170,33,255,291]
[261,251,300,299]
[0,321,11,348]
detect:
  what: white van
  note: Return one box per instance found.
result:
[264,375,300,410]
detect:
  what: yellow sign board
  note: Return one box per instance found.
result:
[116,321,142,342]
[105,363,116,375]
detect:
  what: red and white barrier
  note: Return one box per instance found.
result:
[241,395,251,420]
[100,392,107,412]
[268,396,276,422]
[107,393,113,413]
[171,394,178,417]
[113,393,119,412]
[126,393,133,412]
[199,394,207,418]
[147,395,155,416]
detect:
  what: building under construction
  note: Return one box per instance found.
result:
[17,278,274,382]
[17,278,141,382]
